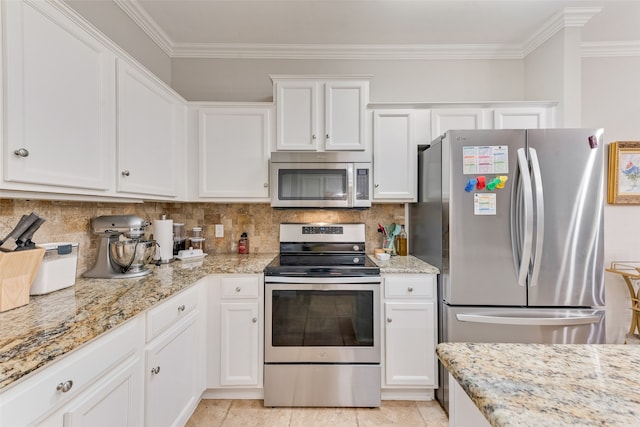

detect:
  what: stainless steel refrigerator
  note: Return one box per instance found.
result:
[409,128,606,412]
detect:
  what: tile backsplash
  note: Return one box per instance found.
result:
[0,199,405,277]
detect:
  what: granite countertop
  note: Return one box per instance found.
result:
[437,342,640,427]
[0,253,437,392]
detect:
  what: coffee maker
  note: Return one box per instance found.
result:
[83,215,156,279]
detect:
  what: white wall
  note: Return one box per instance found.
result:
[170,58,524,103]
[64,0,172,84]
[582,55,640,343]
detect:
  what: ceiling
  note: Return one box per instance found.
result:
[111,0,639,59]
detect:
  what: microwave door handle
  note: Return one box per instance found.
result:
[347,163,354,208]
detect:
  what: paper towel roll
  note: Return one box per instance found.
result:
[153,219,174,262]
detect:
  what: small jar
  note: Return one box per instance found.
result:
[191,227,203,238]
[189,237,205,252]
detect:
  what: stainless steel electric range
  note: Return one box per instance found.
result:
[264,223,381,407]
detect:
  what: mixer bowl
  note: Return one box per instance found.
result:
[110,239,157,272]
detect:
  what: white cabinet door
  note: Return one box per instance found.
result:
[493,107,551,129]
[145,311,200,427]
[325,81,368,151]
[430,108,488,140]
[60,355,143,427]
[275,81,318,150]
[116,60,182,198]
[273,77,369,152]
[373,110,417,201]
[3,0,115,192]
[384,301,436,386]
[199,106,271,200]
[220,302,260,386]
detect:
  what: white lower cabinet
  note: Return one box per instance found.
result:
[449,373,491,427]
[382,274,438,399]
[0,317,145,427]
[144,283,206,427]
[207,275,263,395]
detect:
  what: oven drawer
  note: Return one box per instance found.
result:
[384,275,435,299]
[221,276,260,299]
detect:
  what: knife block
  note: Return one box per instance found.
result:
[0,247,45,312]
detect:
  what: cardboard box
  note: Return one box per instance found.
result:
[0,247,45,312]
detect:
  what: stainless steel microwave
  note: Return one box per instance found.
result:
[270,151,372,208]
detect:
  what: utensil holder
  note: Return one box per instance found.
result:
[0,248,45,312]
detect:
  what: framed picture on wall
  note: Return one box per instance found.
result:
[608,141,640,204]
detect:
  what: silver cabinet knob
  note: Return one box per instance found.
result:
[151,366,161,375]
[252,317,258,323]
[325,134,330,139]
[177,304,185,312]
[235,287,241,292]
[408,287,414,292]
[375,184,380,188]
[14,148,29,157]
[312,134,317,140]
[387,318,392,323]
[121,170,130,177]
[56,380,73,393]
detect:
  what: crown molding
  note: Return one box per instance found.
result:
[522,7,602,57]
[116,2,625,60]
[113,0,174,56]
[582,41,640,57]
[170,42,524,60]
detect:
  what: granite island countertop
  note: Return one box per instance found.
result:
[0,253,437,391]
[437,342,640,427]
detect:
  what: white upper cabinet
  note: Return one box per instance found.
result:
[493,107,553,129]
[430,108,489,140]
[372,110,418,201]
[272,76,370,151]
[2,0,116,193]
[198,105,272,201]
[116,59,184,199]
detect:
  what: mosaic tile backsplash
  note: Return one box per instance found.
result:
[0,199,405,277]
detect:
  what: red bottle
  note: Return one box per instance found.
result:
[238,232,249,254]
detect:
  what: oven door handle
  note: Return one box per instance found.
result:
[265,276,381,285]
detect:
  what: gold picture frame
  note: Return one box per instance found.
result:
[608,141,640,204]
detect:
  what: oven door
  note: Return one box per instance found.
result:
[265,281,380,364]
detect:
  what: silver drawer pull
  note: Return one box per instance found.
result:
[387,318,392,323]
[121,170,130,177]
[14,148,29,157]
[408,287,414,292]
[178,304,186,312]
[235,287,241,292]
[151,366,161,375]
[56,380,73,393]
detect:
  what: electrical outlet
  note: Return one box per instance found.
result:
[215,224,224,238]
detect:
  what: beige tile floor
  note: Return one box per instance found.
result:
[185,399,449,427]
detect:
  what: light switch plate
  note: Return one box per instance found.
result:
[215,224,224,238]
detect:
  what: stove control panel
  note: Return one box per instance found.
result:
[302,226,343,235]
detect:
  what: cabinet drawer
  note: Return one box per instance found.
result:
[0,316,143,427]
[384,275,435,299]
[146,285,200,342]
[221,276,260,299]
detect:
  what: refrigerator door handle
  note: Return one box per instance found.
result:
[456,313,601,326]
[528,148,544,288]
[516,148,534,287]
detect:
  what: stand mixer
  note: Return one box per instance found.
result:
[83,215,157,279]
